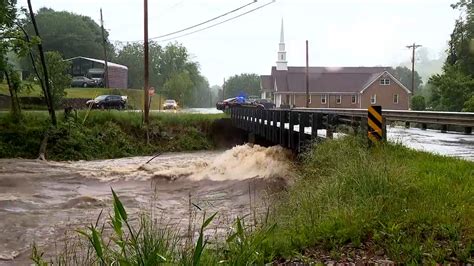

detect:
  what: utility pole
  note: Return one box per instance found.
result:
[100,8,109,88]
[222,78,226,101]
[209,87,212,107]
[143,0,150,126]
[305,40,309,108]
[406,43,422,94]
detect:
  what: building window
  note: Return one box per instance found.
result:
[336,95,342,104]
[393,94,399,104]
[380,78,390,85]
[351,95,357,104]
[371,94,377,104]
[321,95,327,104]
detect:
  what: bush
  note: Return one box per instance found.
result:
[411,95,426,110]
[0,111,226,160]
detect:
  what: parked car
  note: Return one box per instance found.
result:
[216,97,234,110]
[163,99,178,110]
[253,99,276,109]
[86,95,126,109]
[86,68,105,87]
[71,76,97,88]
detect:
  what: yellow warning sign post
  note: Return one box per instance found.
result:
[368,105,385,144]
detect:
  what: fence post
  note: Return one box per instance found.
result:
[311,113,322,140]
[280,111,286,147]
[288,111,295,149]
[326,114,334,139]
[298,112,306,152]
[273,111,279,144]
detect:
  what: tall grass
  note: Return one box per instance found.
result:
[31,189,275,265]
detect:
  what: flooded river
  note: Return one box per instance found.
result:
[0,145,292,265]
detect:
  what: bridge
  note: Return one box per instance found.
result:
[229,107,474,152]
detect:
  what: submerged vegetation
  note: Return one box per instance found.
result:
[30,137,474,264]
[0,111,226,160]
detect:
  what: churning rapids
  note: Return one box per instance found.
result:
[0,145,293,265]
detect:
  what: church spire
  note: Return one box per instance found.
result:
[280,18,285,43]
[276,18,288,71]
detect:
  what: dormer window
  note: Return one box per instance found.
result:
[380,78,390,85]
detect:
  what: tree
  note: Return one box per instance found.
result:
[429,66,474,111]
[426,0,474,111]
[411,95,426,111]
[115,41,208,107]
[393,66,423,92]
[23,8,115,60]
[223,73,260,99]
[36,51,71,109]
[163,71,193,106]
[463,95,474,111]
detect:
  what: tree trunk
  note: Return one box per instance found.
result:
[4,70,21,119]
[17,23,50,111]
[38,129,49,160]
[27,0,57,126]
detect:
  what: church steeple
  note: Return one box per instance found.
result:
[276,18,288,71]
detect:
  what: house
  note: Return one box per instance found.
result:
[261,21,411,110]
[66,56,128,89]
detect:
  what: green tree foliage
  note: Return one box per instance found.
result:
[116,41,209,107]
[429,66,474,111]
[463,95,474,111]
[427,0,474,111]
[223,73,260,99]
[115,42,146,89]
[0,0,33,119]
[410,95,426,111]
[392,66,423,92]
[24,8,114,60]
[164,71,193,105]
[36,51,71,109]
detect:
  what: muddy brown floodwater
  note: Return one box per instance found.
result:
[0,144,293,265]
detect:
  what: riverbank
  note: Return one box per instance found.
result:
[25,137,474,264]
[0,111,228,160]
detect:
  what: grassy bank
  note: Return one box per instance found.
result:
[31,137,474,264]
[0,111,226,160]
[267,137,474,263]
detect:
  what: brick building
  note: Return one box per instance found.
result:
[260,21,411,110]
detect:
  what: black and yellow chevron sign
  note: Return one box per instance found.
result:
[368,105,383,144]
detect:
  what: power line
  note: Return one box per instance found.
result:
[149,0,257,40]
[130,0,258,43]
[150,0,257,40]
[158,0,275,43]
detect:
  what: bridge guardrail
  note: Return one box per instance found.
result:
[230,106,474,152]
[293,108,474,129]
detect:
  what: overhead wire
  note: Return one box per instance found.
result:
[149,0,258,40]
[157,0,275,43]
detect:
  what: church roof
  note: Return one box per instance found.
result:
[262,66,395,93]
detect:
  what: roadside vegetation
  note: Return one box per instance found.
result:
[0,111,226,160]
[30,136,474,264]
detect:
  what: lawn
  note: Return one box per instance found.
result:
[0,82,163,109]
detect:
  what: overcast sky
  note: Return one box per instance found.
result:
[19,0,460,85]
